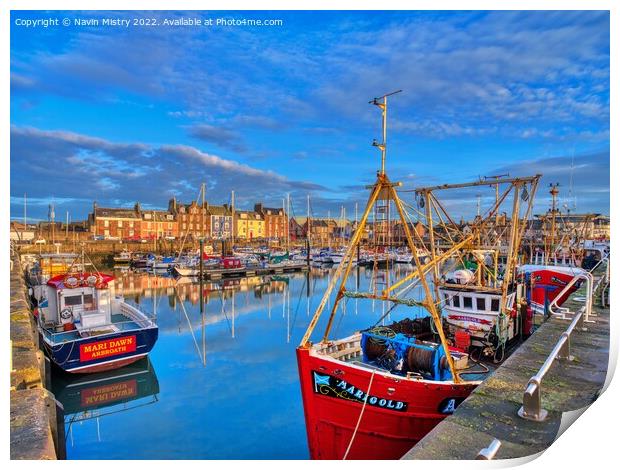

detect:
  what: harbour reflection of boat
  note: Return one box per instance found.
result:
[52,358,159,441]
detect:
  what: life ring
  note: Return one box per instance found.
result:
[60,308,73,324]
[63,275,80,288]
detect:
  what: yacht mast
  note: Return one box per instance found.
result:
[307,194,311,245]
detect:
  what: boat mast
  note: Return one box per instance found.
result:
[201,182,206,241]
[307,194,311,246]
[231,190,235,247]
[287,193,291,251]
[549,183,559,262]
[327,209,331,250]
[299,90,463,383]
[23,193,27,240]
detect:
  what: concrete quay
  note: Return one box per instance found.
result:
[10,252,62,460]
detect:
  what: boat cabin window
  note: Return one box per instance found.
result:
[463,296,472,309]
[476,298,486,310]
[453,295,461,308]
[61,291,98,312]
[83,293,95,310]
[64,295,83,306]
[443,293,450,306]
[491,298,500,312]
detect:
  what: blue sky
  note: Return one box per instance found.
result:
[10,10,609,222]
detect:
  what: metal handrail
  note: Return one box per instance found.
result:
[118,301,157,327]
[476,438,501,460]
[518,256,609,422]
[547,256,608,322]
[518,309,585,421]
[548,272,592,322]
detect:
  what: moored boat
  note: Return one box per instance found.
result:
[297,95,540,459]
[297,316,486,459]
[297,92,497,460]
[113,249,132,265]
[35,271,158,373]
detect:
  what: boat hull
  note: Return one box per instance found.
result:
[42,327,158,374]
[173,266,199,277]
[520,266,584,314]
[296,347,476,459]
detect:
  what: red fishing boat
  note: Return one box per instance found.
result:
[517,184,590,315]
[296,328,480,459]
[295,92,538,459]
[518,264,586,315]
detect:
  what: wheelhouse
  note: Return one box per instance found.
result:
[439,288,515,314]
[42,273,116,332]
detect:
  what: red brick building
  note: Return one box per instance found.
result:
[140,210,179,239]
[169,198,209,240]
[88,202,142,239]
[254,203,287,240]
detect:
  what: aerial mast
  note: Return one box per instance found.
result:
[370,90,401,176]
[549,183,559,261]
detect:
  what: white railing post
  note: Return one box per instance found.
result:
[518,378,547,421]
[556,332,573,361]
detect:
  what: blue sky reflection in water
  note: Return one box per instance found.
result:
[54,266,426,459]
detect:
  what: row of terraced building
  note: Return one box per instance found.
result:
[88,198,287,242]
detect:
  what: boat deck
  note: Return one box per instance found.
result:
[342,352,494,382]
[323,334,495,383]
[44,313,143,343]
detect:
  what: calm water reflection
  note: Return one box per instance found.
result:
[52,264,428,459]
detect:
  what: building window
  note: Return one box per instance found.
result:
[118,220,123,227]
[104,220,109,227]
[129,221,134,228]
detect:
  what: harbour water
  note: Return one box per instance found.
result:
[52,264,428,459]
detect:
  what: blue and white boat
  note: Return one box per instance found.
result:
[152,255,176,270]
[35,271,158,373]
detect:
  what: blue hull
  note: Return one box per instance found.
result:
[42,327,158,373]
